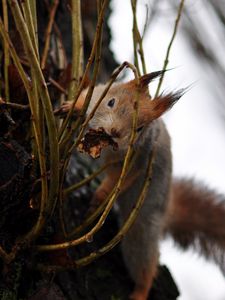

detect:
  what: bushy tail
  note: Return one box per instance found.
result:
[164,178,225,273]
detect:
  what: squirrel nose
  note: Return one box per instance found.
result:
[111,128,120,138]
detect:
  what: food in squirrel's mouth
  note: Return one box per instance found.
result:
[77,127,118,159]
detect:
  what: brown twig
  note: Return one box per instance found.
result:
[69,61,135,152]
[63,161,112,196]
[0,18,48,230]
[35,62,140,252]
[44,0,67,68]
[68,0,83,100]
[66,151,139,239]
[41,0,59,69]
[8,0,59,243]
[49,77,68,95]
[36,143,156,270]
[57,61,139,237]
[131,0,140,75]
[75,145,156,267]
[155,0,185,97]
[56,1,109,238]
[58,0,109,142]
[0,98,30,110]
[131,0,147,76]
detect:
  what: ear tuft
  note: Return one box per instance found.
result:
[139,70,168,88]
[150,89,185,120]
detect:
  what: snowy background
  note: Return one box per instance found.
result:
[109,1,225,299]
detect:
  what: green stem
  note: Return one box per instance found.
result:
[21,0,39,58]
[75,146,155,267]
[58,0,109,141]
[67,62,130,155]
[41,0,59,69]
[131,0,141,76]
[155,0,185,97]
[21,0,42,162]
[36,63,141,252]
[0,18,49,243]
[8,0,59,240]
[64,162,111,196]
[37,142,156,270]
[68,0,83,100]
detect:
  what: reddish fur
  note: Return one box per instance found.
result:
[126,70,167,95]
[130,259,158,300]
[74,92,86,111]
[123,74,183,125]
[165,178,225,270]
[90,157,142,211]
[66,72,183,128]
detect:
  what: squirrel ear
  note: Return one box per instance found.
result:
[125,70,167,95]
[149,90,184,120]
[139,70,167,89]
[141,90,184,123]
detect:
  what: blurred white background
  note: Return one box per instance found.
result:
[109,1,225,299]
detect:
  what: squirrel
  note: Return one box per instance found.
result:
[60,71,225,300]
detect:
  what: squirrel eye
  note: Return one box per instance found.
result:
[107,98,115,108]
[137,126,144,133]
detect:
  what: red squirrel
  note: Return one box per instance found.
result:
[61,71,225,300]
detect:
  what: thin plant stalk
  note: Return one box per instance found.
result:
[2,0,10,102]
[63,162,112,196]
[0,19,49,245]
[8,0,59,240]
[58,0,84,235]
[75,146,155,267]
[28,0,45,160]
[57,63,133,233]
[49,77,68,95]
[57,3,108,227]
[30,0,38,45]
[67,61,131,156]
[59,0,105,158]
[66,150,139,239]
[58,61,126,237]
[58,62,138,236]
[67,0,83,100]
[0,100,29,110]
[21,0,42,159]
[37,145,155,270]
[43,0,68,68]
[131,0,147,75]
[21,0,39,58]
[35,64,141,252]
[41,0,59,69]
[58,0,109,142]
[155,0,185,97]
[66,193,111,239]
[131,0,140,75]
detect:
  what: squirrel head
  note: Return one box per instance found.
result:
[78,71,184,149]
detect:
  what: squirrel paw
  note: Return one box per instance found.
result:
[54,101,73,116]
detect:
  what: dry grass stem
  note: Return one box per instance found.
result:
[41,0,59,69]
[7,0,59,242]
[58,0,109,142]
[155,0,185,97]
